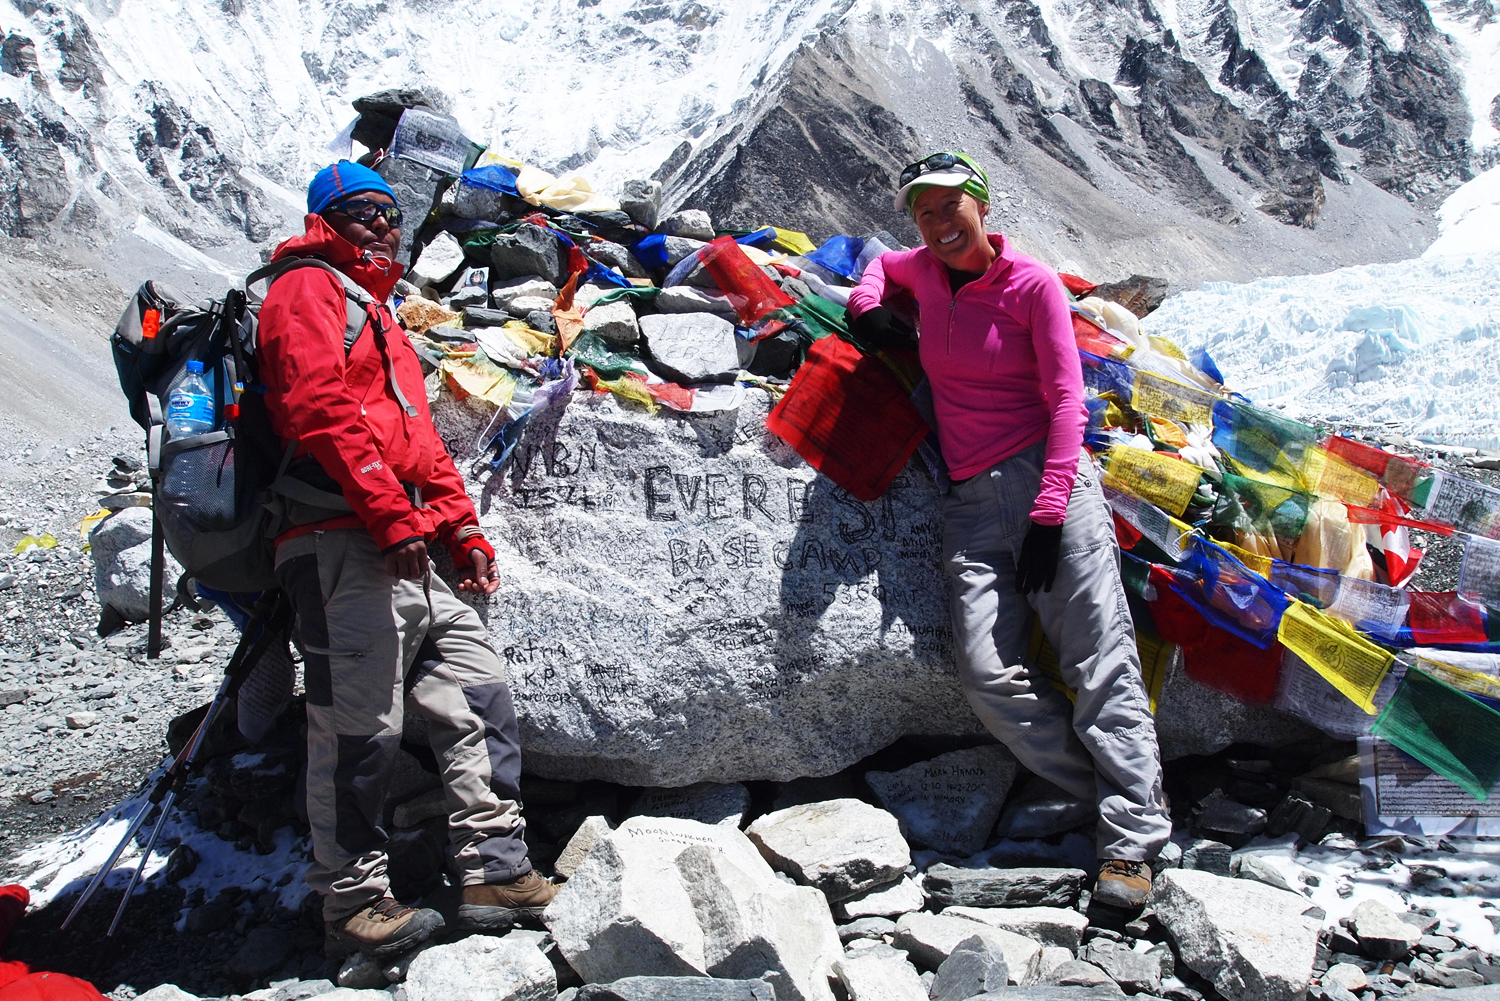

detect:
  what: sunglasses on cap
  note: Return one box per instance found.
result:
[327,198,403,226]
[898,152,980,188]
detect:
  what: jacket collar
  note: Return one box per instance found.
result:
[269,213,406,302]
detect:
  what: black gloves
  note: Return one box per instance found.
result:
[1015,521,1063,594]
[849,306,915,349]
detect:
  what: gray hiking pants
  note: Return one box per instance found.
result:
[276,528,529,921]
[940,442,1172,861]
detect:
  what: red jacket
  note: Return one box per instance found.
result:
[257,214,484,565]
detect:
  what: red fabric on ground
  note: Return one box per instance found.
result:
[0,973,108,1001]
[766,335,929,502]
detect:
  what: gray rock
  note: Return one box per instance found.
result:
[576,976,776,1001]
[866,747,1018,856]
[993,778,1097,840]
[1180,839,1232,876]
[64,710,95,728]
[464,306,514,327]
[1264,795,1333,842]
[619,179,662,230]
[834,877,924,920]
[492,276,560,309]
[892,911,1041,984]
[404,932,556,1001]
[658,209,715,241]
[1321,963,1369,993]
[527,310,558,334]
[971,991,1125,1001]
[1043,961,1123,993]
[507,295,561,318]
[1149,868,1321,1001]
[1153,657,1320,760]
[746,799,910,902]
[1082,940,1162,995]
[1415,961,1486,989]
[270,980,338,1000]
[135,987,201,1001]
[628,782,751,826]
[1349,900,1423,960]
[544,817,841,1001]
[655,286,738,320]
[942,905,1088,952]
[425,388,981,786]
[1039,947,1074,980]
[306,991,392,1001]
[453,179,515,222]
[582,299,641,348]
[930,934,1011,1001]
[662,237,707,268]
[589,240,649,279]
[555,815,613,878]
[0,688,28,708]
[840,917,897,943]
[1231,852,1300,894]
[491,224,566,285]
[1194,790,1267,837]
[834,943,928,1001]
[410,231,467,287]
[91,507,182,621]
[639,312,741,383]
[339,951,387,989]
[227,925,294,978]
[922,865,1086,909]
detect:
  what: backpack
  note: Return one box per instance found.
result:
[110,257,379,595]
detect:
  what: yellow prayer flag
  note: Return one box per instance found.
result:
[440,358,517,409]
[1147,335,1187,360]
[1277,600,1394,714]
[1301,446,1380,507]
[78,509,110,538]
[772,228,817,256]
[1103,447,1202,516]
[1132,370,1217,426]
[1415,655,1500,701]
[1219,540,1274,577]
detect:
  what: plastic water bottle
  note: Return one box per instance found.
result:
[165,360,215,437]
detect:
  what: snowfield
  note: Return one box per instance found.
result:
[1146,167,1500,450]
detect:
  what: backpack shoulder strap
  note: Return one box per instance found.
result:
[246,257,375,355]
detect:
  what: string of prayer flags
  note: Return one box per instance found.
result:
[1407,591,1489,646]
[1371,667,1500,801]
[1323,435,1427,502]
[1103,446,1203,517]
[1210,472,1312,561]
[1143,564,1283,704]
[1277,599,1395,714]
[1275,650,1405,739]
[1211,400,1319,484]
[1301,446,1381,507]
[1415,654,1500,702]
[1105,485,1189,561]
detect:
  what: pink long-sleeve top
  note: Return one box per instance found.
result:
[846,234,1087,525]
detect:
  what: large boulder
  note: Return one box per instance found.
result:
[833,942,927,1001]
[891,911,1041,984]
[431,390,1311,785]
[577,978,776,1001]
[544,817,842,1001]
[745,799,910,902]
[90,506,182,622]
[491,223,567,285]
[1149,869,1321,1001]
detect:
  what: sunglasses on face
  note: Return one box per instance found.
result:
[328,198,403,226]
[898,152,979,188]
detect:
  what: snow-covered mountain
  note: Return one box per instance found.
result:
[0,0,1496,290]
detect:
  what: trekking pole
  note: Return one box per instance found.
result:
[61,592,289,931]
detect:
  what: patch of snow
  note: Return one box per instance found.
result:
[1424,0,1500,155]
[1425,165,1500,259]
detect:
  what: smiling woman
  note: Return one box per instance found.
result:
[846,150,1174,912]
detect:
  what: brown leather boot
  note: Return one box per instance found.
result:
[1094,859,1154,909]
[457,870,560,933]
[326,897,445,958]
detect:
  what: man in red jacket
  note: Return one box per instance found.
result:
[257,161,556,958]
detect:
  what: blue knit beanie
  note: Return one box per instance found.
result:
[306,161,398,215]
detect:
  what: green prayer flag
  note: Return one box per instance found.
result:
[1371,667,1500,801]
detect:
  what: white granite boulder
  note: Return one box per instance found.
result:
[891,911,1041,984]
[1149,868,1321,1001]
[745,799,910,902]
[545,817,841,1001]
[833,942,928,1001]
[640,313,741,383]
[655,286,739,320]
[833,877,924,920]
[941,905,1089,952]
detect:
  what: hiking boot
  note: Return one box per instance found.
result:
[1093,859,1153,909]
[326,897,445,958]
[457,870,560,933]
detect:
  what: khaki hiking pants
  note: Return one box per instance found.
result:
[276,528,529,921]
[940,442,1172,861]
